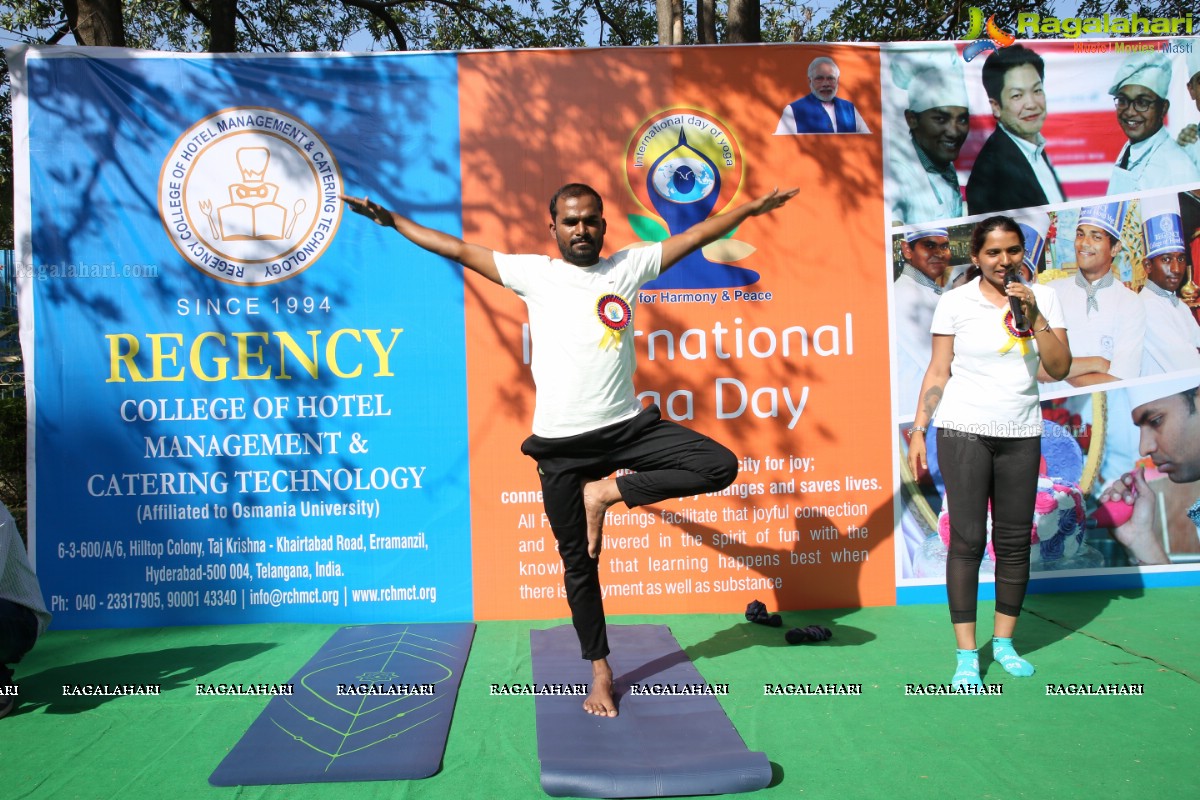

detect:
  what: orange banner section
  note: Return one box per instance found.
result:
[460,45,894,620]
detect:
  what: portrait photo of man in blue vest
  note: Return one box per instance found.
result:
[774,56,870,135]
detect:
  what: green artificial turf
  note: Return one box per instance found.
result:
[4,589,1197,799]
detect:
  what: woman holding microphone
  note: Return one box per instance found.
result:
[908,216,1071,689]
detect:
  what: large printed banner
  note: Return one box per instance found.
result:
[456,47,893,618]
[14,52,474,627]
[11,37,1200,630]
[883,39,1200,602]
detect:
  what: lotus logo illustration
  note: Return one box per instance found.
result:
[158,107,343,285]
[624,108,760,290]
[962,7,1017,62]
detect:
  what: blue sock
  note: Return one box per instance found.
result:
[992,637,1035,677]
[952,648,982,689]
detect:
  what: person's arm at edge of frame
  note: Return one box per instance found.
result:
[340,194,502,285]
[907,333,953,475]
[658,187,799,273]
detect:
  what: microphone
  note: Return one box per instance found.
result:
[1004,271,1027,330]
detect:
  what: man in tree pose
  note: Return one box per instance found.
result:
[341,183,796,716]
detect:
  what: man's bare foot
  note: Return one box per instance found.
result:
[584,658,617,717]
[581,478,622,558]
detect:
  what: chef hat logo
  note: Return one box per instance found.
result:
[1077,201,1126,240]
[1015,212,1051,273]
[1141,193,1184,259]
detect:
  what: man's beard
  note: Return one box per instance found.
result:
[559,236,599,266]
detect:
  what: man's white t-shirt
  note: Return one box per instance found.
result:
[930,277,1066,438]
[495,243,662,438]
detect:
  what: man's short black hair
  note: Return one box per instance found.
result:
[981,44,1045,103]
[549,184,603,221]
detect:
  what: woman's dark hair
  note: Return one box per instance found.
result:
[969,216,1025,257]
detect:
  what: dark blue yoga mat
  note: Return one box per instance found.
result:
[531,624,771,798]
[210,622,475,786]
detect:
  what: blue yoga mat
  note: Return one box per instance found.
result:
[210,622,475,786]
[531,624,771,798]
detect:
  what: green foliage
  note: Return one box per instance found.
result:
[0,2,67,43]
[808,1,1066,43]
[1076,1,1195,20]
[811,1,966,42]
[761,0,816,42]
[122,1,380,51]
[581,0,658,47]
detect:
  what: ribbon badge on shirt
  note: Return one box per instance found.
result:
[596,294,632,350]
[999,309,1034,356]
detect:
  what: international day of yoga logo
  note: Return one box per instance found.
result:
[158,107,343,286]
[624,107,762,289]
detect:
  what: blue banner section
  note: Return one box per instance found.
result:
[26,52,472,627]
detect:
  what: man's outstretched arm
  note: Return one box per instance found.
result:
[341,194,502,285]
[659,187,799,273]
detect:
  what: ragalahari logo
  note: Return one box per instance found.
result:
[158,107,343,286]
[961,7,1017,62]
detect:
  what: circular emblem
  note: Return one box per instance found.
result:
[621,107,758,290]
[1003,309,1034,339]
[652,158,716,203]
[597,294,632,331]
[157,106,343,285]
[625,107,742,218]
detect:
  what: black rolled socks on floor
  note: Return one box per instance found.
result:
[785,625,832,644]
[745,599,782,627]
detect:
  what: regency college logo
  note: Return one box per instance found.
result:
[961,7,1016,62]
[624,107,760,290]
[158,107,343,285]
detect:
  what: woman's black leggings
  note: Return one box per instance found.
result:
[937,429,1041,624]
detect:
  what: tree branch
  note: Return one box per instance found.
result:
[445,5,496,46]
[590,0,633,46]
[424,0,531,45]
[47,22,73,44]
[340,0,409,49]
[177,0,211,29]
[344,0,531,46]
[234,7,278,52]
